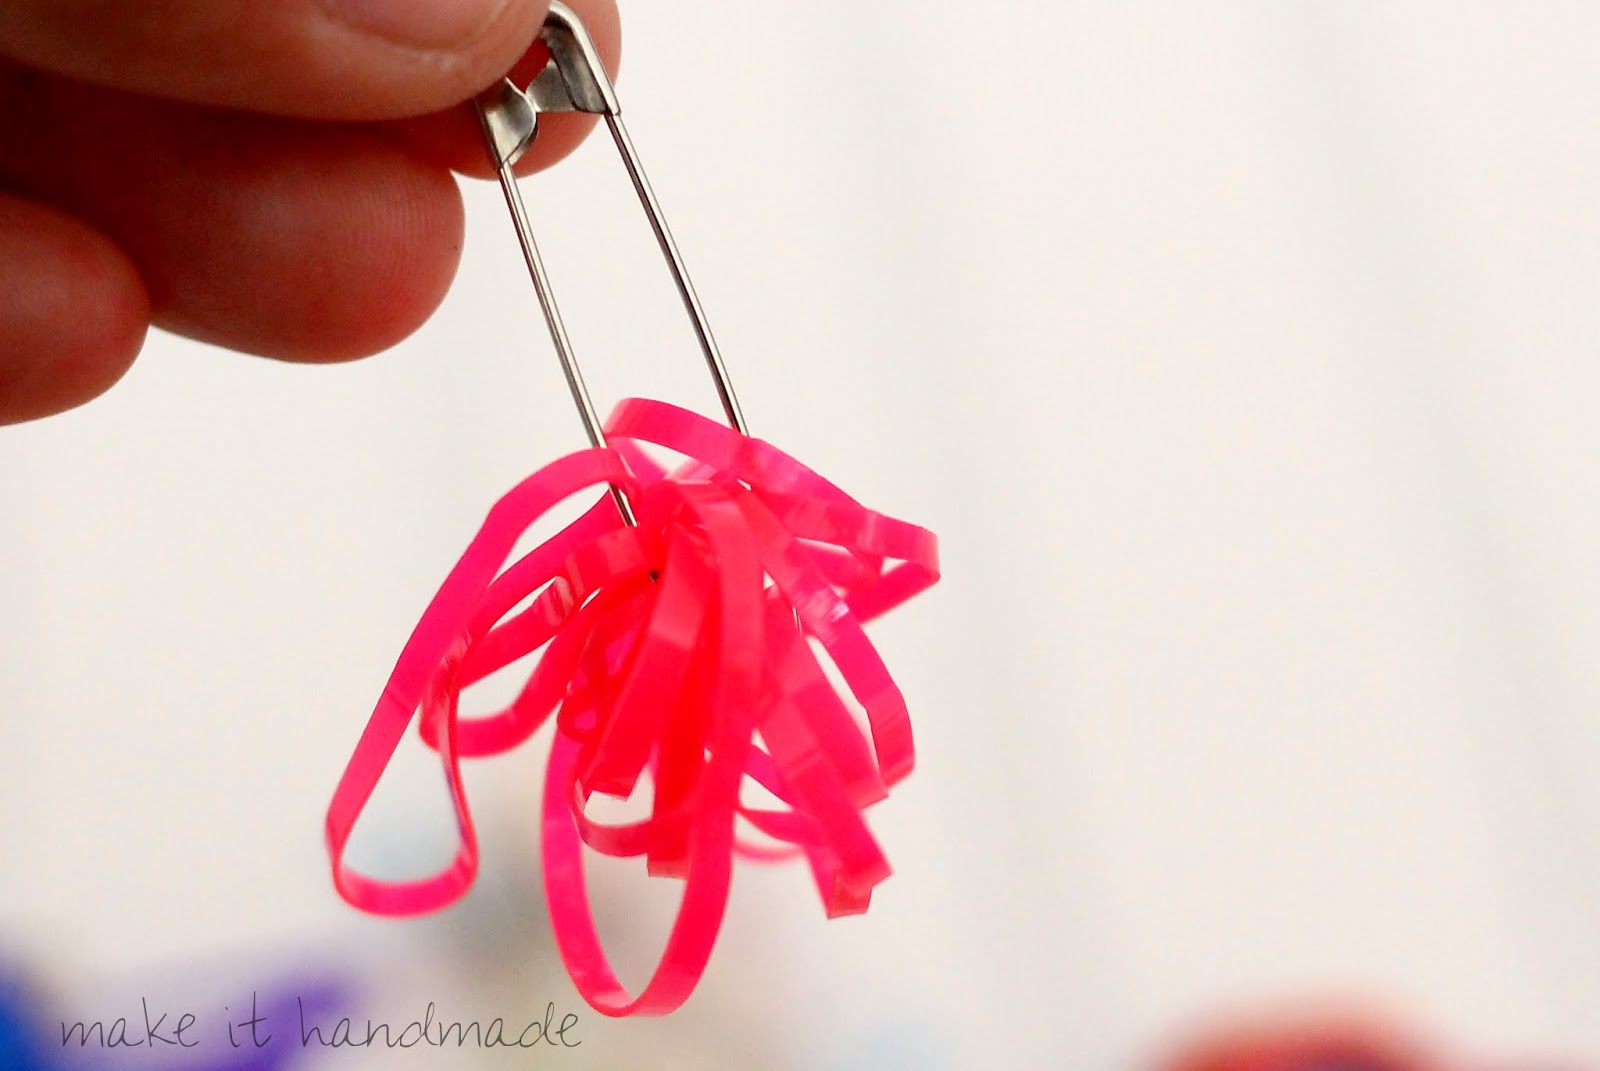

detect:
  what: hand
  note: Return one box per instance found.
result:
[0,0,621,424]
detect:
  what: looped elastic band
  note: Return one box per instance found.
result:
[325,399,940,1015]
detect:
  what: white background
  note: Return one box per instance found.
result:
[4,3,1600,1067]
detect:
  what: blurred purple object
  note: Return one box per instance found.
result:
[1,967,52,1071]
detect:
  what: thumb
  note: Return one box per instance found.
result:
[0,0,554,121]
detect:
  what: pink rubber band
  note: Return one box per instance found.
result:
[325,399,940,1015]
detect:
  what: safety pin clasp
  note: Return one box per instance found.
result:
[478,2,620,169]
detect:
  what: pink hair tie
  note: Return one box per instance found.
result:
[324,5,939,1017]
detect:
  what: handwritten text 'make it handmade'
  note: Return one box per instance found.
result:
[60,993,582,1051]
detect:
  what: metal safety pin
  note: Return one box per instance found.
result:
[474,2,747,524]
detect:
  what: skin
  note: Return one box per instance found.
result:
[0,0,622,424]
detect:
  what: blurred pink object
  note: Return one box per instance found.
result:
[1156,1007,1584,1071]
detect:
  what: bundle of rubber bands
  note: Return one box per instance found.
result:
[327,400,937,1014]
[324,5,940,1018]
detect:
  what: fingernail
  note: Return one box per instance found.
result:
[321,0,514,49]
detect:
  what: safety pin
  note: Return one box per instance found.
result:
[474,2,747,525]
